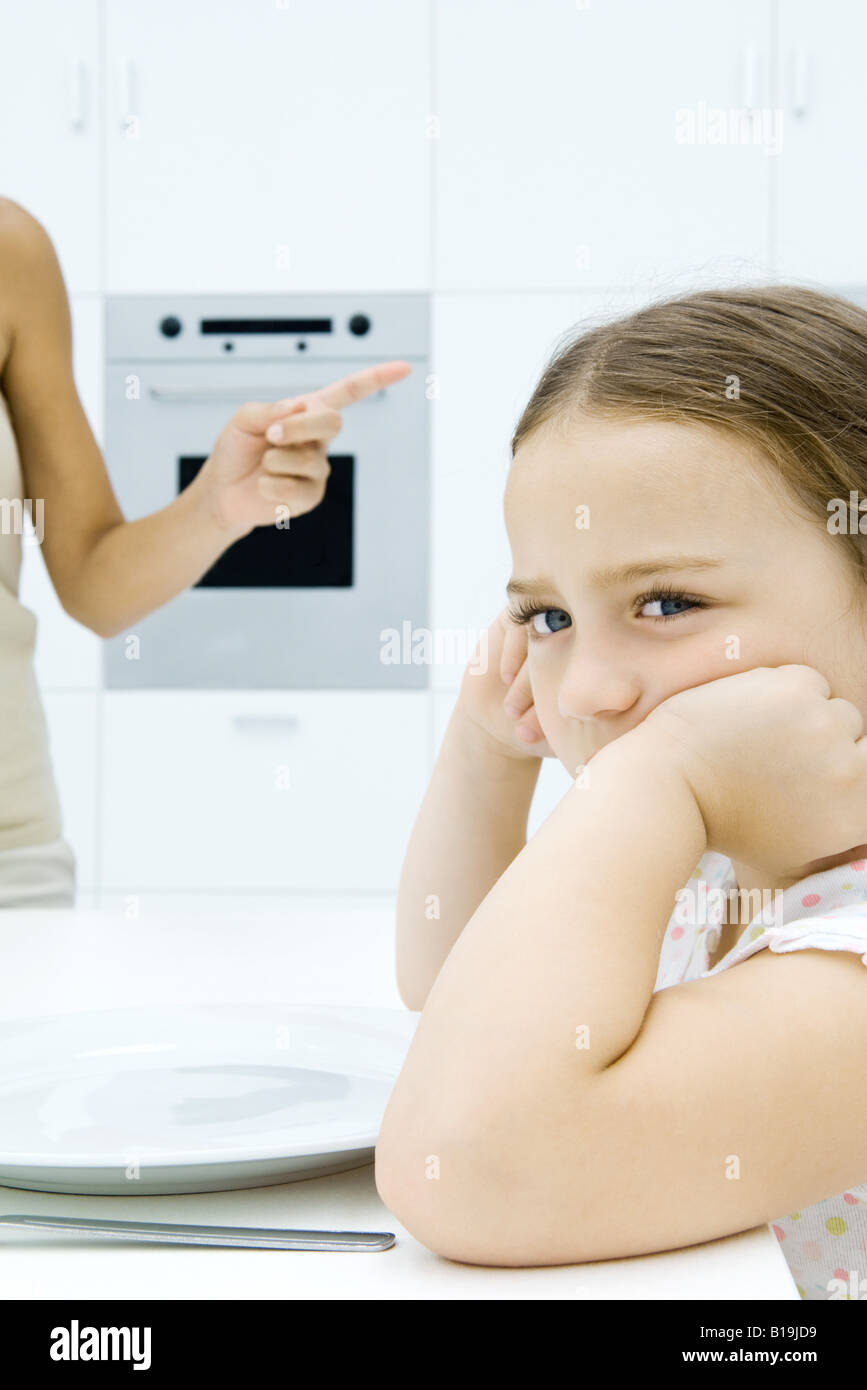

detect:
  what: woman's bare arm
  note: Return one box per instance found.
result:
[0,199,247,637]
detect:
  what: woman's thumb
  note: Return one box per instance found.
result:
[233,397,310,438]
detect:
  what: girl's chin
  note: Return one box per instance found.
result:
[558,749,598,778]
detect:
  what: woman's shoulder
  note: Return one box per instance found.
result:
[0,197,52,258]
[0,198,59,378]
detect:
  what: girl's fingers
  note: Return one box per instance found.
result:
[500,618,528,684]
[828,696,865,741]
[515,706,546,744]
[503,659,534,718]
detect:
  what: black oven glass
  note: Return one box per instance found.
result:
[178,455,354,587]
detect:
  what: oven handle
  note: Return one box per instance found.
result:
[232,715,300,735]
[148,385,380,402]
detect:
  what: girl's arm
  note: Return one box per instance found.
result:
[395,702,542,1011]
[377,666,867,1268]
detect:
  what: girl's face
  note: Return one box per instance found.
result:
[504,410,867,779]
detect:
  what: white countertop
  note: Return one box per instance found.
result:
[0,902,798,1300]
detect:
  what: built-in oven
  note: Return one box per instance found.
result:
[102,293,429,688]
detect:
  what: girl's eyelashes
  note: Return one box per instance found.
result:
[505,584,708,636]
[506,599,570,633]
[632,583,708,622]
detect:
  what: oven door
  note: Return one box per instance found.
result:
[102,359,428,689]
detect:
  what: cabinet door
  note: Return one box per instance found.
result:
[103,0,431,293]
[0,0,100,292]
[437,0,773,290]
[100,691,430,891]
[776,0,867,283]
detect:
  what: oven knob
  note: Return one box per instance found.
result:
[159,315,183,338]
[348,314,371,336]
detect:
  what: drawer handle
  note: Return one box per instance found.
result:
[232,716,300,735]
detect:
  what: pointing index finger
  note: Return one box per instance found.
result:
[311,360,412,410]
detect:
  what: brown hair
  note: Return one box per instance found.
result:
[510,284,867,596]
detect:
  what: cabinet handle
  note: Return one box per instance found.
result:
[65,60,88,131]
[232,716,300,735]
[118,59,138,129]
[790,48,809,117]
[739,45,760,111]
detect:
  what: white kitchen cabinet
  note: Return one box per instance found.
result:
[430,290,648,690]
[102,0,431,294]
[18,297,103,691]
[0,0,100,293]
[41,692,99,891]
[775,0,867,283]
[100,691,430,891]
[437,0,773,291]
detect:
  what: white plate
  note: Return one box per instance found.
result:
[0,1002,420,1195]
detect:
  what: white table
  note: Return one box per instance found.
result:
[0,904,798,1300]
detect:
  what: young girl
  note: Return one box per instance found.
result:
[376,284,867,1301]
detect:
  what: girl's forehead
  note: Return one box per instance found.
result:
[512,412,757,467]
[506,434,767,518]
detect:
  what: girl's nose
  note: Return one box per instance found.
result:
[556,655,641,722]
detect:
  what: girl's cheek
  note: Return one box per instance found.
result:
[529,690,560,752]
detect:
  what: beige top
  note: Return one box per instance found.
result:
[0,387,62,849]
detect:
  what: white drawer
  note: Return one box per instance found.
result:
[101,691,430,891]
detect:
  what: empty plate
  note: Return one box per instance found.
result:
[0,1002,420,1195]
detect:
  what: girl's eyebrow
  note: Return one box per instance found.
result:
[507,555,726,598]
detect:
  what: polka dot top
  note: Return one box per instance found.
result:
[654,850,867,1301]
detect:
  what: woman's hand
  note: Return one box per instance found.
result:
[625,663,867,879]
[194,360,412,537]
[456,608,554,760]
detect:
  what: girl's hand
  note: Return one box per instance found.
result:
[195,361,412,537]
[456,608,554,760]
[629,663,867,879]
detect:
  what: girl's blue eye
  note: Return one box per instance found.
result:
[531,608,571,634]
[638,594,697,619]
